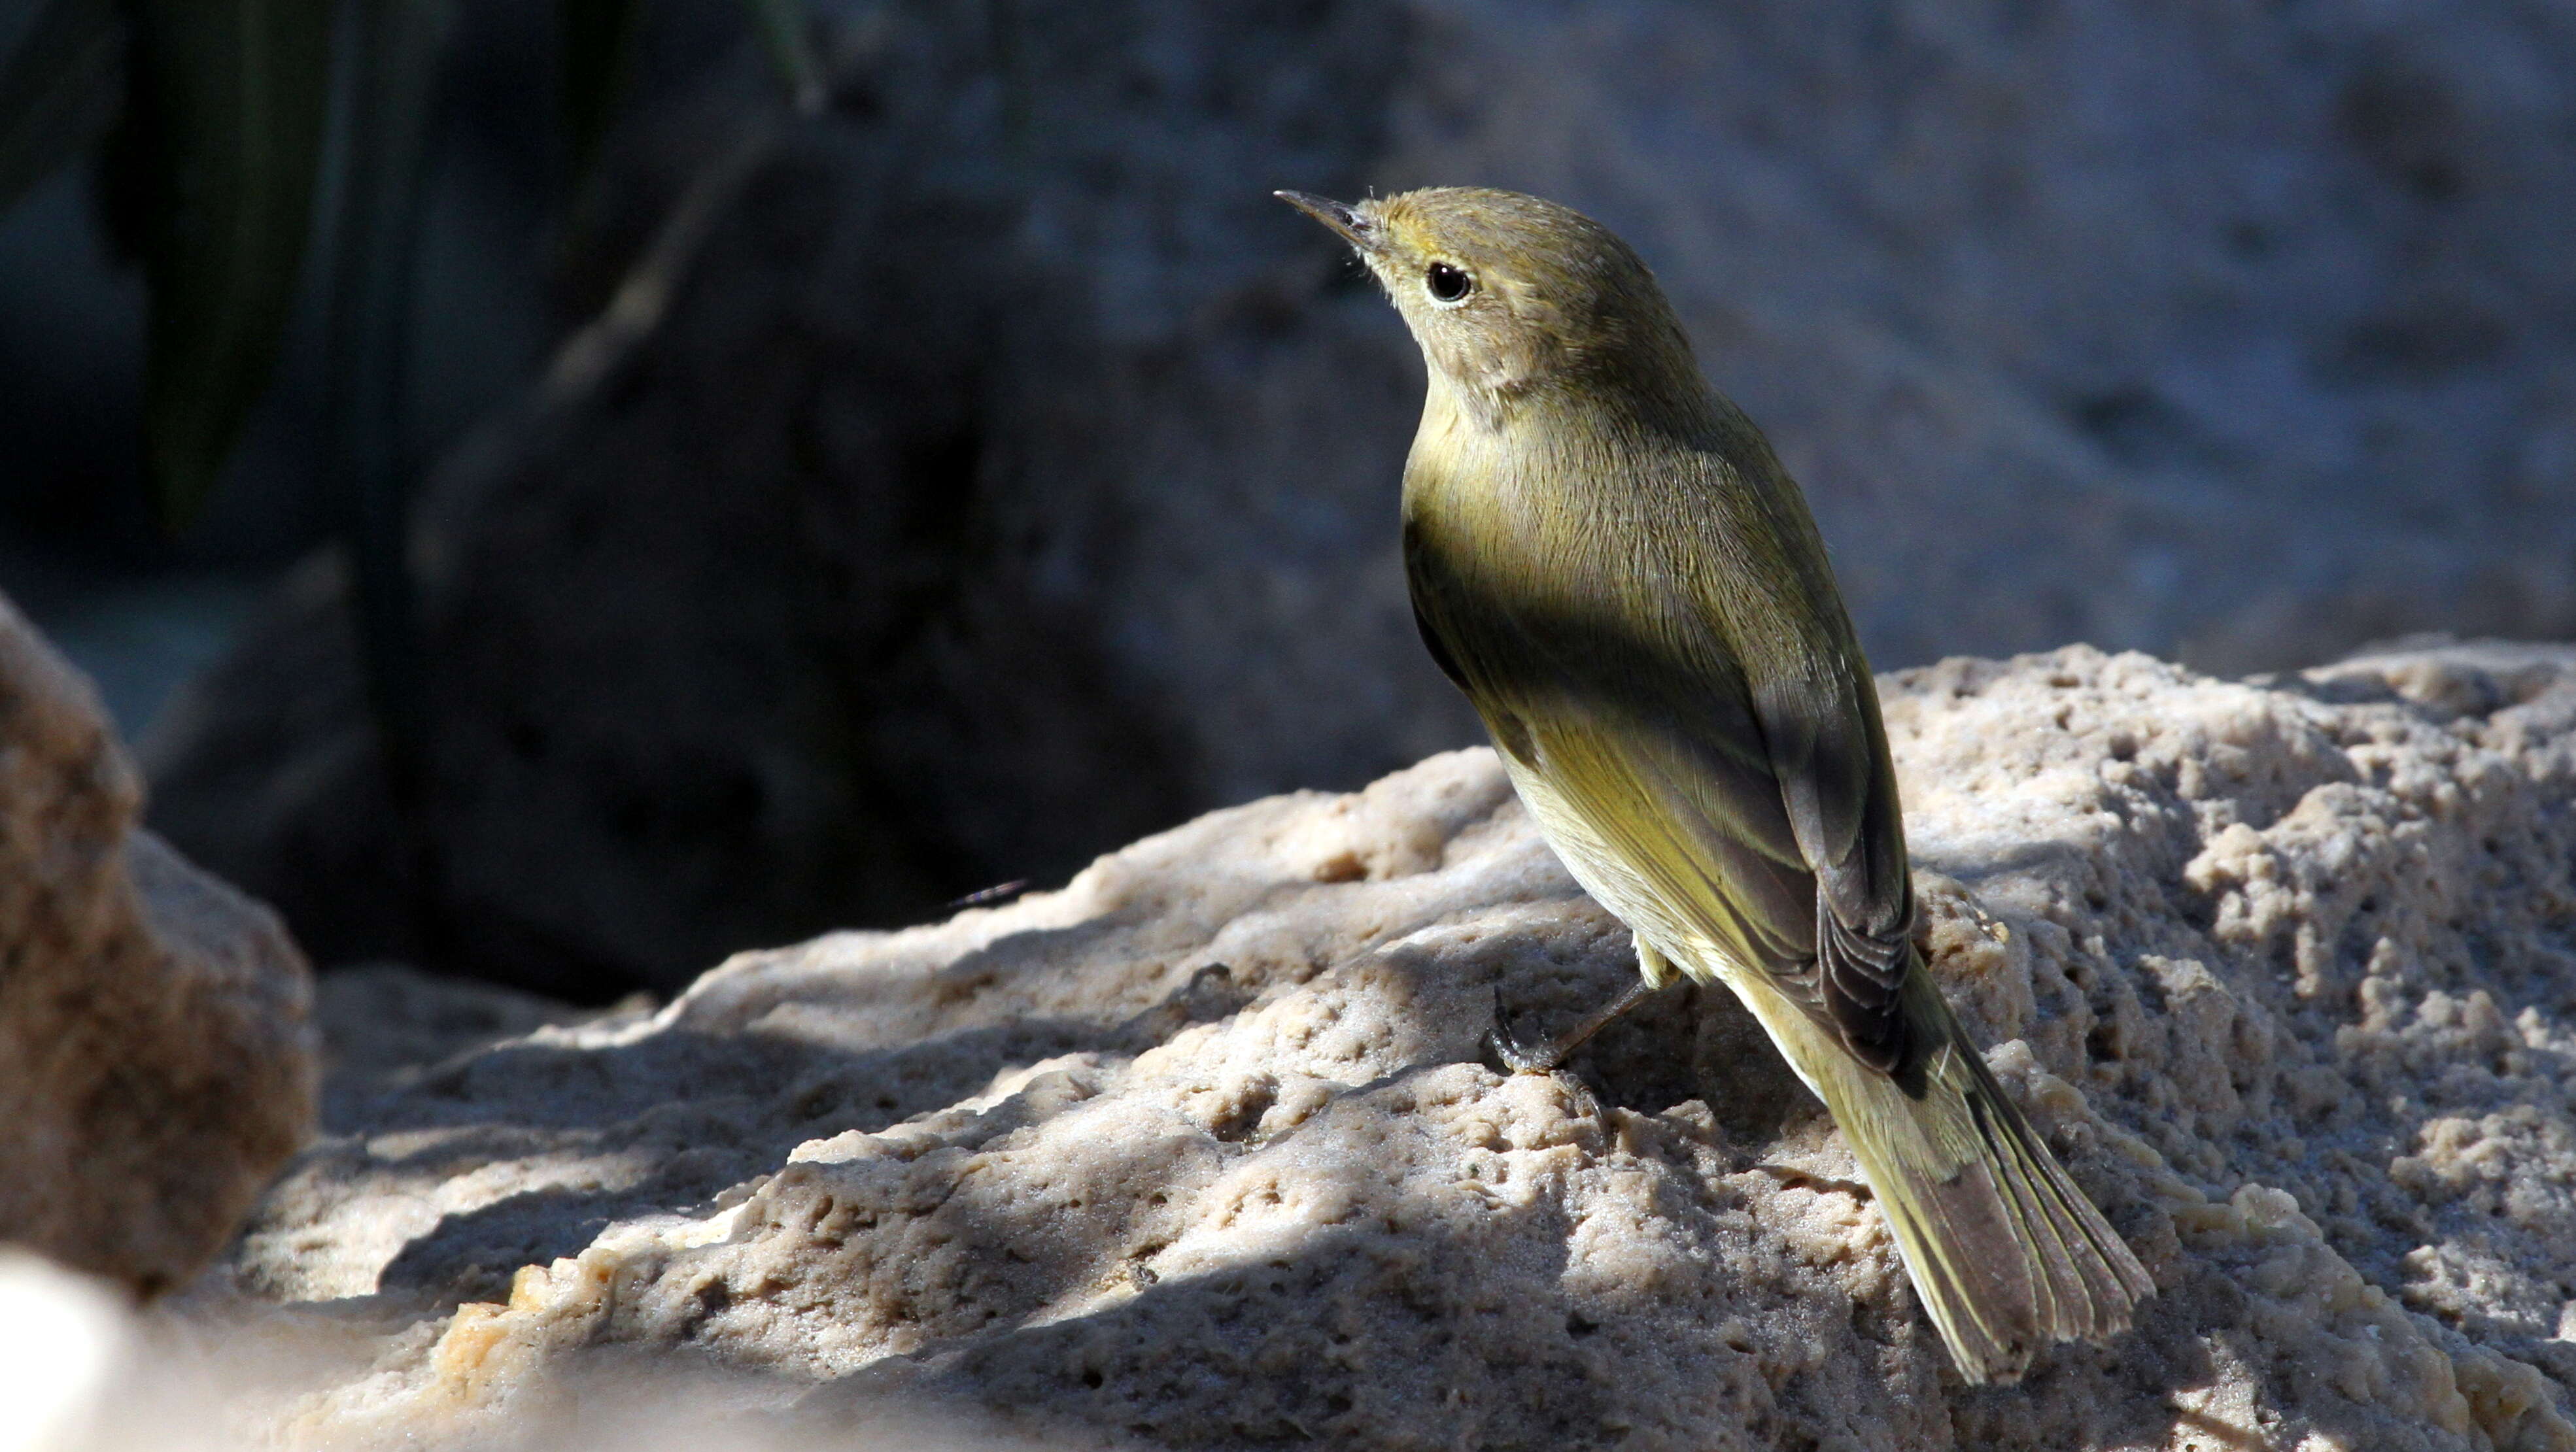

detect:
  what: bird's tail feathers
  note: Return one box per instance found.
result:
[1770,971,2154,1383]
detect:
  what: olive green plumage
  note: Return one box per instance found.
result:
[1280,185,2152,1383]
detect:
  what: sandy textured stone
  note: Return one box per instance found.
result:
[151,640,2576,1450]
[310,963,617,1132]
[0,595,317,1294]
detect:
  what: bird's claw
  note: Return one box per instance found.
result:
[1485,983,1562,1075]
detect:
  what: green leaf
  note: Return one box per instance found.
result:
[130,0,335,529]
[326,0,456,799]
[740,0,825,116]
[0,0,126,218]
[558,0,640,190]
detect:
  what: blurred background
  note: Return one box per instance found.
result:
[3,0,2571,1001]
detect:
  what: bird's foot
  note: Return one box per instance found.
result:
[1485,984,1566,1075]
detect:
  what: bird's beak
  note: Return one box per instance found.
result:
[1275,190,1381,254]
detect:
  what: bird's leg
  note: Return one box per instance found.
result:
[1488,973,1664,1075]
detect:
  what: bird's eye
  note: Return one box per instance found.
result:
[1425,262,1473,303]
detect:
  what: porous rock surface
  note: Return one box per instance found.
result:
[0,594,317,1294]
[145,0,2576,994]
[192,641,2576,1451]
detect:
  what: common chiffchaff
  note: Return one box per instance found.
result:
[1280,185,2152,1383]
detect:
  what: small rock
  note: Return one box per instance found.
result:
[0,594,317,1295]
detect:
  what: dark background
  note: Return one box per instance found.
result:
[5,0,2572,999]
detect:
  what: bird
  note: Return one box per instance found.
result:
[1276,185,2152,1384]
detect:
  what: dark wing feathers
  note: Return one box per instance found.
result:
[1757,669,1919,1076]
[1818,896,1913,1073]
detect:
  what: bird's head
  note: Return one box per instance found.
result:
[1275,186,1702,428]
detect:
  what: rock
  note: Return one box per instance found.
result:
[310,963,613,1132]
[0,593,317,1295]
[173,641,2576,1449]
[141,0,2576,996]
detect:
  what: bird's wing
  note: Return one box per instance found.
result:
[1513,618,1918,1077]
[1407,467,1917,1077]
[1408,539,1815,979]
[1513,692,1818,978]
[1745,651,1917,1076]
